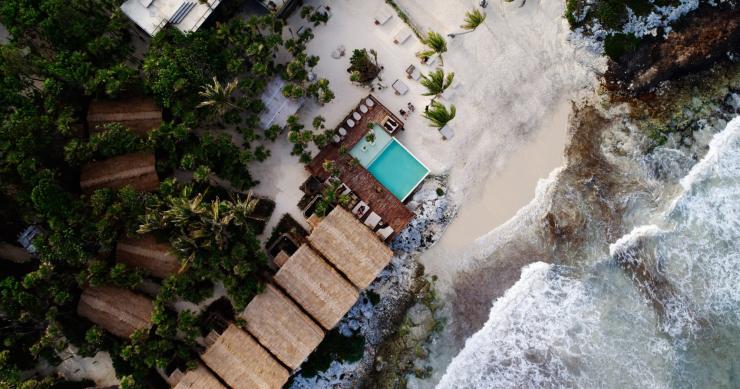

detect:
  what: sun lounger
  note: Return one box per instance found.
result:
[346,118,355,127]
[439,124,455,140]
[374,9,392,25]
[406,65,421,81]
[333,134,342,143]
[338,127,347,136]
[352,201,369,219]
[364,212,381,229]
[393,27,411,44]
[359,104,368,113]
[424,54,439,67]
[338,183,352,196]
[365,98,375,107]
[353,112,361,120]
[392,79,409,96]
[376,226,394,241]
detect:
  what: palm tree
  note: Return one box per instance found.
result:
[462,9,487,30]
[420,69,455,101]
[197,77,240,116]
[417,31,448,65]
[423,100,456,128]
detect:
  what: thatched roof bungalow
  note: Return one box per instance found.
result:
[201,324,289,389]
[116,233,179,279]
[77,286,154,338]
[172,364,225,389]
[87,97,162,136]
[240,283,324,370]
[273,244,359,330]
[308,207,393,289]
[79,152,159,193]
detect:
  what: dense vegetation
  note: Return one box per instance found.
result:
[0,1,331,387]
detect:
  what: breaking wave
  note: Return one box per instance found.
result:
[438,117,740,388]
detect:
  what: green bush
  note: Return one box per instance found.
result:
[603,33,641,60]
[594,0,628,29]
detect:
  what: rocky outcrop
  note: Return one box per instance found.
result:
[606,5,739,95]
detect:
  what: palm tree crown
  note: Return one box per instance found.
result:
[420,69,455,100]
[423,100,456,128]
[197,77,240,116]
[462,9,487,30]
[417,31,448,65]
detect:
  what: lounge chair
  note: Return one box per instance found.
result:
[338,127,347,136]
[352,201,369,218]
[439,125,455,140]
[364,212,381,229]
[376,226,394,241]
[374,9,392,25]
[346,118,355,127]
[338,183,352,196]
[352,111,362,120]
[393,27,411,44]
[333,134,342,143]
[359,104,368,113]
[392,79,409,96]
[365,97,375,107]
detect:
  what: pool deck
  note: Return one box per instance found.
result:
[306,95,415,235]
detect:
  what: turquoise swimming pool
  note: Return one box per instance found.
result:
[350,126,429,201]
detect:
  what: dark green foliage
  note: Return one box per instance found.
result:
[594,0,628,29]
[564,0,580,27]
[348,49,381,85]
[436,187,445,196]
[64,124,149,167]
[298,329,366,377]
[604,33,641,60]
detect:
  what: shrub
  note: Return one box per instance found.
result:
[594,0,628,29]
[603,33,641,60]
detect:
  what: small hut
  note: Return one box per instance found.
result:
[201,324,289,389]
[79,152,159,193]
[77,286,154,338]
[87,97,162,136]
[116,233,179,279]
[171,364,225,389]
[239,284,325,370]
[307,207,393,289]
[273,244,359,330]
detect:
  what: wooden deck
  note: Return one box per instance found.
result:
[306,95,414,235]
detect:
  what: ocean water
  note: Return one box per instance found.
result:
[437,117,740,388]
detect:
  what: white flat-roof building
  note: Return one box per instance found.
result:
[259,77,304,129]
[121,0,221,36]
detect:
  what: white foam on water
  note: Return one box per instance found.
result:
[438,117,740,388]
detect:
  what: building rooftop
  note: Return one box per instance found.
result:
[201,324,289,389]
[259,77,304,129]
[77,286,154,338]
[87,97,162,136]
[239,283,324,370]
[172,364,226,389]
[116,233,179,279]
[120,0,221,36]
[273,244,358,330]
[79,152,159,193]
[308,207,393,289]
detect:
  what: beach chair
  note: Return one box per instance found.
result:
[352,201,369,219]
[353,111,362,120]
[338,127,347,136]
[439,125,455,140]
[374,9,393,25]
[376,226,394,241]
[359,104,369,113]
[393,27,412,44]
[392,79,409,96]
[365,97,375,107]
[346,118,356,127]
[364,212,381,229]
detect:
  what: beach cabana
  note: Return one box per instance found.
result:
[201,324,289,389]
[87,97,162,136]
[308,207,393,289]
[79,152,159,193]
[172,364,225,389]
[77,286,154,338]
[116,233,179,279]
[273,244,359,330]
[240,284,325,370]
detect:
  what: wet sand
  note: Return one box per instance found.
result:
[420,100,571,288]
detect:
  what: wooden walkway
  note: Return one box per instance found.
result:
[306,95,414,235]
